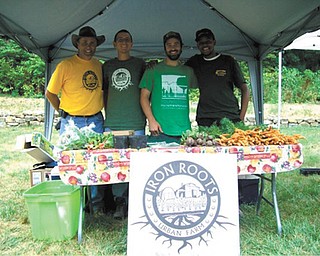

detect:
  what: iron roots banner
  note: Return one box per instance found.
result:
[127,152,239,256]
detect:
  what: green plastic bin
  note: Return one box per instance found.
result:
[23,180,80,241]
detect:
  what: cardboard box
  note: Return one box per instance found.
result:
[30,168,51,186]
[16,132,57,162]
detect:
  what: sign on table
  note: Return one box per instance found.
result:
[127,152,239,256]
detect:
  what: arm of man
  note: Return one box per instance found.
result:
[239,83,250,121]
[140,88,163,135]
[45,90,60,111]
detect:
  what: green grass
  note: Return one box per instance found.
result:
[0,125,319,255]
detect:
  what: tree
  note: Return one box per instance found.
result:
[284,49,320,72]
[0,37,45,97]
[1,38,319,103]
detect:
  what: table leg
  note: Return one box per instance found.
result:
[254,174,282,235]
[271,173,282,235]
[256,174,265,215]
[87,186,93,214]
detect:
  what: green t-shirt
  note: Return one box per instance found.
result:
[102,57,146,130]
[139,61,198,136]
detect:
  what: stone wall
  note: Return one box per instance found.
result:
[0,111,59,128]
[244,115,320,127]
[0,111,319,128]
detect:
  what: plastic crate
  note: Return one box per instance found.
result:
[23,180,80,241]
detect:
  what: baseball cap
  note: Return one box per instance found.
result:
[195,28,215,42]
[163,31,183,46]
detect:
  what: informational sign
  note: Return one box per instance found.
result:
[127,152,239,256]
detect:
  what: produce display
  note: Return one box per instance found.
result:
[58,118,304,150]
[181,118,304,147]
[58,121,113,150]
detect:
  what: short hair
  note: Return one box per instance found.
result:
[114,29,133,42]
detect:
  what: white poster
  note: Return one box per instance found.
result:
[127,152,239,256]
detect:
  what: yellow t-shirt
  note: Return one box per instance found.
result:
[47,55,103,115]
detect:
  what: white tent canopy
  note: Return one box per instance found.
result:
[285,29,320,51]
[0,0,319,138]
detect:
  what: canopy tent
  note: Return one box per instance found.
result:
[0,0,319,138]
[285,29,320,51]
[277,29,320,128]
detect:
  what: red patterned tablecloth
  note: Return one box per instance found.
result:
[58,144,303,186]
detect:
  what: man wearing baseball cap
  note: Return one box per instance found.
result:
[186,28,250,214]
[140,31,198,143]
[45,26,107,213]
[185,28,249,127]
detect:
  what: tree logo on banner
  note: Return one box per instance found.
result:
[133,160,235,254]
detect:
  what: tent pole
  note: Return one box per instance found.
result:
[248,59,264,125]
[44,60,55,140]
[277,50,283,130]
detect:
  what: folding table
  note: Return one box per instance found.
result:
[58,144,303,243]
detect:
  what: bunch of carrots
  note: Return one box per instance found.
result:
[217,126,304,146]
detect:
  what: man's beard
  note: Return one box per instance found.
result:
[166,50,181,61]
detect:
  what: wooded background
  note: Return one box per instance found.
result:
[1,37,319,103]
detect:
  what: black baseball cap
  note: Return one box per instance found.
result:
[163,31,183,46]
[195,28,215,42]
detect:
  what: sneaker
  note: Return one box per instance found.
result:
[113,197,127,220]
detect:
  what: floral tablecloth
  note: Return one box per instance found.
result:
[58,144,303,186]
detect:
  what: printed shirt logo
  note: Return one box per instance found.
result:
[82,70,99,90]
[161,75,187,99]
[134,160,235,254]
[111,68,133,91]
[215,69,227,76]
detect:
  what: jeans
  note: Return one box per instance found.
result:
[59,112,104,135]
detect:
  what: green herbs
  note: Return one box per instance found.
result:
[58,122,114,150]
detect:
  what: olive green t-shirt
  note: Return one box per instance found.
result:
[103,57,146,130]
